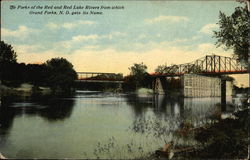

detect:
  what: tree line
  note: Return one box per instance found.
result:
[0,41,77,92]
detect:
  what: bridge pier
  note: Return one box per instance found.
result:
[152,74,233,98]
[181,74,221,97]
[152,77,167,95]
[221,80,226,111]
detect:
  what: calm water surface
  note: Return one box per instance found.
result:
[0,91,236,158]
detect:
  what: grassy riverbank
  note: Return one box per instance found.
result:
[168,107,249,159]
[193,108,249,159]
[0,83,51,96]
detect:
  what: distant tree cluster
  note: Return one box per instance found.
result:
[0,42,17,63]
[45,58,77,91]
[155,64,167,74]
[87,73,123,81]
[154,64,203,74]
[0,41,77,91]
[123,62,151,91]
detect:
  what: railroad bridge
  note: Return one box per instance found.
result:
[150,55,248,97]
[75,55,248,97]
[76,72,124,83]
[75,72,124,90]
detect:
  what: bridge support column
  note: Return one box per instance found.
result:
[221,80,226,111]
[182,74,221,97]
[152,77,167,95]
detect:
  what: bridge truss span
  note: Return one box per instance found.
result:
[152,54,248,77]
[76,72,124,83]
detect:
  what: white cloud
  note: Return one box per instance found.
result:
[199,23,218,35]
[14,44,42,54]
[55,34,100,49]
[170,35,200,44]
[45,22,59,30]
[63,20,95,29]
[197,43,233,56]
[1,25,39,39]
[145,15,189,24]
[72,35,99,42]
[102,32,127,40]
[56,32,127,49]
[131,36,200,52]
[46,20,96,30]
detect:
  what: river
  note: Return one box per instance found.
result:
[0,91,240,159]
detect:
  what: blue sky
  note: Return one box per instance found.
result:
[1,0,248,86]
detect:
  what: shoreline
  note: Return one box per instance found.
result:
[153,107,249,159]
[0,83,51,97]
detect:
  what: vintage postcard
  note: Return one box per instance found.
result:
[0,0,249,159]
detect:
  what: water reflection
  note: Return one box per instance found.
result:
[0,91,246,159]
[125,95,221,119]
[0,103,16,135]
[126,94,237,136]
[0,94,75,136]
[125,94,154,117]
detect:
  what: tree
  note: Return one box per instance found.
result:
[0,41,17,63]
[188,65,203,73]
[214,6,249,65]
[127,62,148,89]
[129,62,147,76]
[0,41,19,85]
[155,64,167,74]
[45,58,77,91]
[25,64,48,86]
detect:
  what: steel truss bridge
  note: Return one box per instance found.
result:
[76,72,124,83]
[151,55,248,77]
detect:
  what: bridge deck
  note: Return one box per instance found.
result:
[76,79,124,83]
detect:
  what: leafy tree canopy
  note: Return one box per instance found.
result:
[129,62,148,76]
[155,65,167,74]
[45,58,77,91]
[0,41,17,63]
[127,63,148,89]
[214,6,249,65]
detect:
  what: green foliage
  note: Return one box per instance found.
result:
[188,65,203,73]
[0,41,78,92]
[92,136,149,159]
[194,109,249,159]
[94,73,123,80]
[127,63,149,90]
[0,41,17,63]
[123,75,137,91]
[0,62,24,86]
[214,6,249,64]
[129,62,147,76]
[0,41,19,85]
[24,64,48,86]
[155,65,167,74]
[155,64,203,74]
[45,58,77,91]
